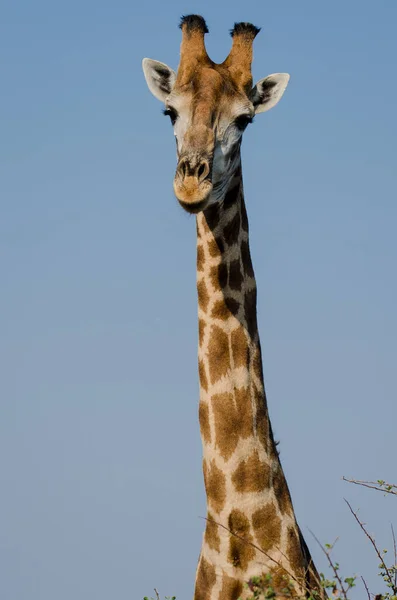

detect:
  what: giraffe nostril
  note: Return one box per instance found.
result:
[197,161,209,182]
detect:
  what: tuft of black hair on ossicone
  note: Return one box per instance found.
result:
[230,22,261,38]
[179,14,209,34]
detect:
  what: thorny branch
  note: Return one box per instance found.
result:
[343,477,397,496]
[392,524,397,592]
[344,499,397,595]
[361,575,371,600]
[309,531,350,600]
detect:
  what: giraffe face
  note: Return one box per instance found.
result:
[142,17,290,213]
[165,65,254,213]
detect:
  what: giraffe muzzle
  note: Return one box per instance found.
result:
[174,155,213,213]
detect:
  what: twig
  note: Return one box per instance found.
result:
[309,530,349,600]
[344,499,395,592]
[392,524,397,591]
[342,477,397,496]
[154,589,160,600]
[360,576,371,600]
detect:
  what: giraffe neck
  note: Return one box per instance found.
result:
[194,164,321,600]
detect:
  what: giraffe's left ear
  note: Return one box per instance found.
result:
[250,73,290,114]
[142,58,177,102]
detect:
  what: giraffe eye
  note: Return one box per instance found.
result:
[163,107,178,126]
[234,114,254,131]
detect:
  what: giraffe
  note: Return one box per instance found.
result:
[142,15,323,600]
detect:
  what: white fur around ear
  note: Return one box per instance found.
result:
[250,73,290,114]
[142,58,177,102]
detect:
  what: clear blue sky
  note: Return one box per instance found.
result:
[1,1,396,599]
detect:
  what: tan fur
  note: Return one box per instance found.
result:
[223,28,257,93]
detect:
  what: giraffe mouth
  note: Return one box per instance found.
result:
[178,197,210,214]
[173,176,213,213]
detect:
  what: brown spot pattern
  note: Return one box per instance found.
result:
[219,573,243,600]
[232,450,271,493]
[198,319,206,346]
[203,459,226,513]
[194,556,216,600]
[254,388,270,449]
[252,346,263,382]
[286,526,305,576]
[211,299,231,321]
[198,359,208,392]
[207,324,230,384]
[229,259,243,291]
[208,236,224,257]
[231,326,249,368]
[273,471,293,515]
[204,512,220,552]
[228,509,255,569]
[296,529,322,594]
[212,389,253,460]
[209,266,218,290]
[267,421,280,462]
[197,280,210,312]
[199,400,211,443]
[209,263,228,290]
[197,245,205,271]
[211,297,239,320]
[252,503,282,553]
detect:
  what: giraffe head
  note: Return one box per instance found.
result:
[142,15,289,214]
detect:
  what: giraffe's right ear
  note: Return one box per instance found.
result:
[142,58,177,102]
